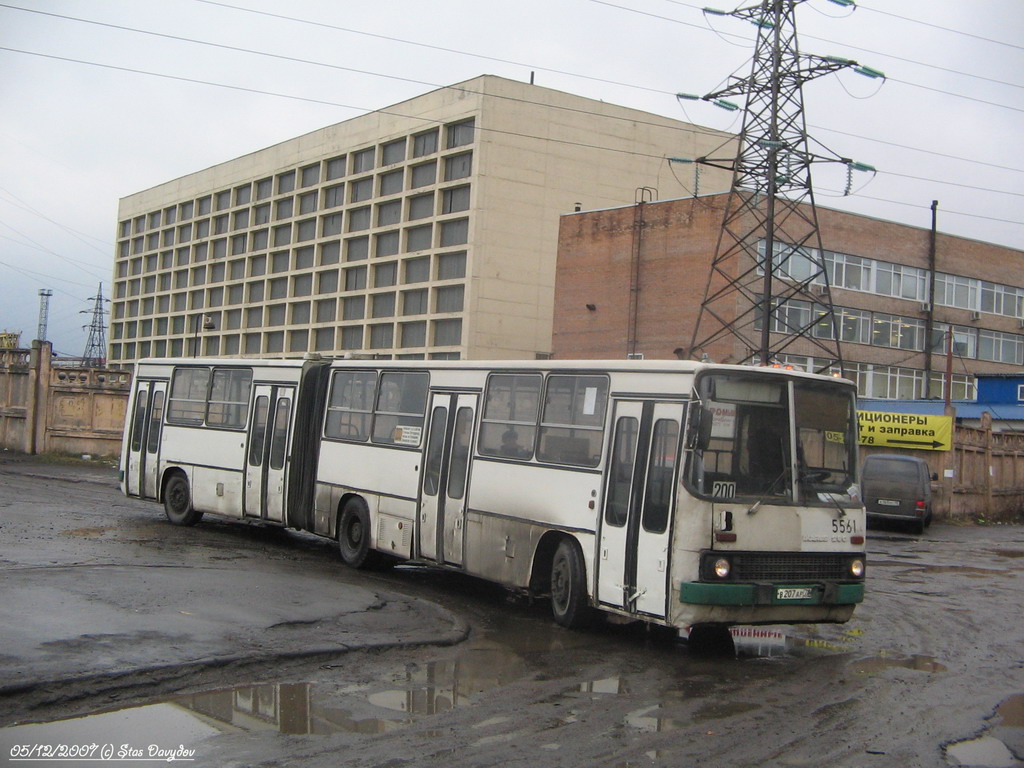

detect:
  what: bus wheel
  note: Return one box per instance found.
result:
[163,473,203,526]
[337,498,377,569]
[550,538,592,629]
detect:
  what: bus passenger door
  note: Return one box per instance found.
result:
[597,400,684,619]
[126,380,167,499]
[419,392,477,566]
[245,385,294,523]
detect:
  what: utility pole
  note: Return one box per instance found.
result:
[679,0,882,373]
[81,283,109,368]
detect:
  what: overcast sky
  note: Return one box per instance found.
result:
[1,0,1021,357]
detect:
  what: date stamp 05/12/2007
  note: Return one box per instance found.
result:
[9,743,197,762]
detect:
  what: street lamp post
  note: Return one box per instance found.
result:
[191,313,215,358]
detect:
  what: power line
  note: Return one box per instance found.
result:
[589,0,1024,114]
[1,43,1019,238]
[3,1,1021,182]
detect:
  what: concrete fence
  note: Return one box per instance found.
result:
[0,341,131,458]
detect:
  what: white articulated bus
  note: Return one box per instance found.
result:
[121,357,866,635]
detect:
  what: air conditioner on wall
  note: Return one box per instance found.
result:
[919,302,931,313]
[971,311,982,321]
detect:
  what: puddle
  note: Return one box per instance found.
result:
[850,652,947,675]
[0,652,532,750]
[945,736,1018,767]
[989,549,1024,560]
[995,693,1024,727]
[730,626,860,657]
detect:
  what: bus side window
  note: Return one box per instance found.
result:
[249,396,269,466]
[642,419,679,534]
[447,407,473,499]
[130,389,149,451]
[605,417,638,527]
[269,398,291,471]
[146,391,165,454]
[167,368,210,425]
[423,406,446,496]
[372,372,429,446]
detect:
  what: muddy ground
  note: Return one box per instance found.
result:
[0,458,1021,767]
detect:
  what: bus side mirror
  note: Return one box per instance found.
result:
[687,404,713,450]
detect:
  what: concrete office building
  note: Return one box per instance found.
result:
[110,75,733,366]
[554,193,1024,399]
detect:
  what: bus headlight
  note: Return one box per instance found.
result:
[713,558,731,579]
[849,558,865,578]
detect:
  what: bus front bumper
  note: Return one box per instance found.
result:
[680,581,864,607]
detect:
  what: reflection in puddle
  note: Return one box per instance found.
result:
[945,735,1018,767]
[850,652,947,675]
[0,652,530,747]
[730,626,859,658]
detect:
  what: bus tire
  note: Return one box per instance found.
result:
[550,538,593,629]
[163,473,203,526]
[337,498,378,569]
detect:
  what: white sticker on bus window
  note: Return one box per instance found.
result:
[583,387,598,416]
[707,400,736,438]
[393,425,422,446]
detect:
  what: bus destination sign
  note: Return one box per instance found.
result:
[857,411,952,452]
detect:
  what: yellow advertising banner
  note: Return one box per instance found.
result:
[857,411,953,451]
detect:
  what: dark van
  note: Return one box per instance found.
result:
[861,454,936,534]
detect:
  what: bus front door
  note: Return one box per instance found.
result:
[244,385,294,523]
[418,392,477,566]
[597,400,684,619]
[126,380,167,499]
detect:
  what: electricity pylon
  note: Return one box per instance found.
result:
[81,283,109,368]
[681,0,881,373]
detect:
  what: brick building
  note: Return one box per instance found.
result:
[553,193,1024,399]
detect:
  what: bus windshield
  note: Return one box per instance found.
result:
[686,372,858,506]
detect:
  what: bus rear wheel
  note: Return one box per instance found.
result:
[550,538,592,629]
[163,473,203,526]
[337,498,379,569]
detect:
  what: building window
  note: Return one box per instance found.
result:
[353,148,375,174]
[403,289,428,315]
[376,231,400,258]
[381,138,406,166]
[350,177,373,203]
[444,153,472,181]
[374,262,397,288]
[369,323,394,349]
[437,252,466,280]
[440,218,468,247]
[379,170,403,197]
[324,184,345,208]
[377,201,402,227]
[405,257,430,284]
[408,193,434,221]
[277,171,296,194]
[345,266,367,291]
[446,119,475,149]
[372,293,396,318]
[341,325,364,350]
[346,236,369,262]
[342,295,365,320]
[413,129,439,158]
[411,162,437,189]
[326,156,346,180]
[301,163,320,187]
[256,178,272,200]
[348,207,371,232]
[442,185,470,214]
[406,225,432,252]
[433,318,462,346]
[435,284,464,313]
